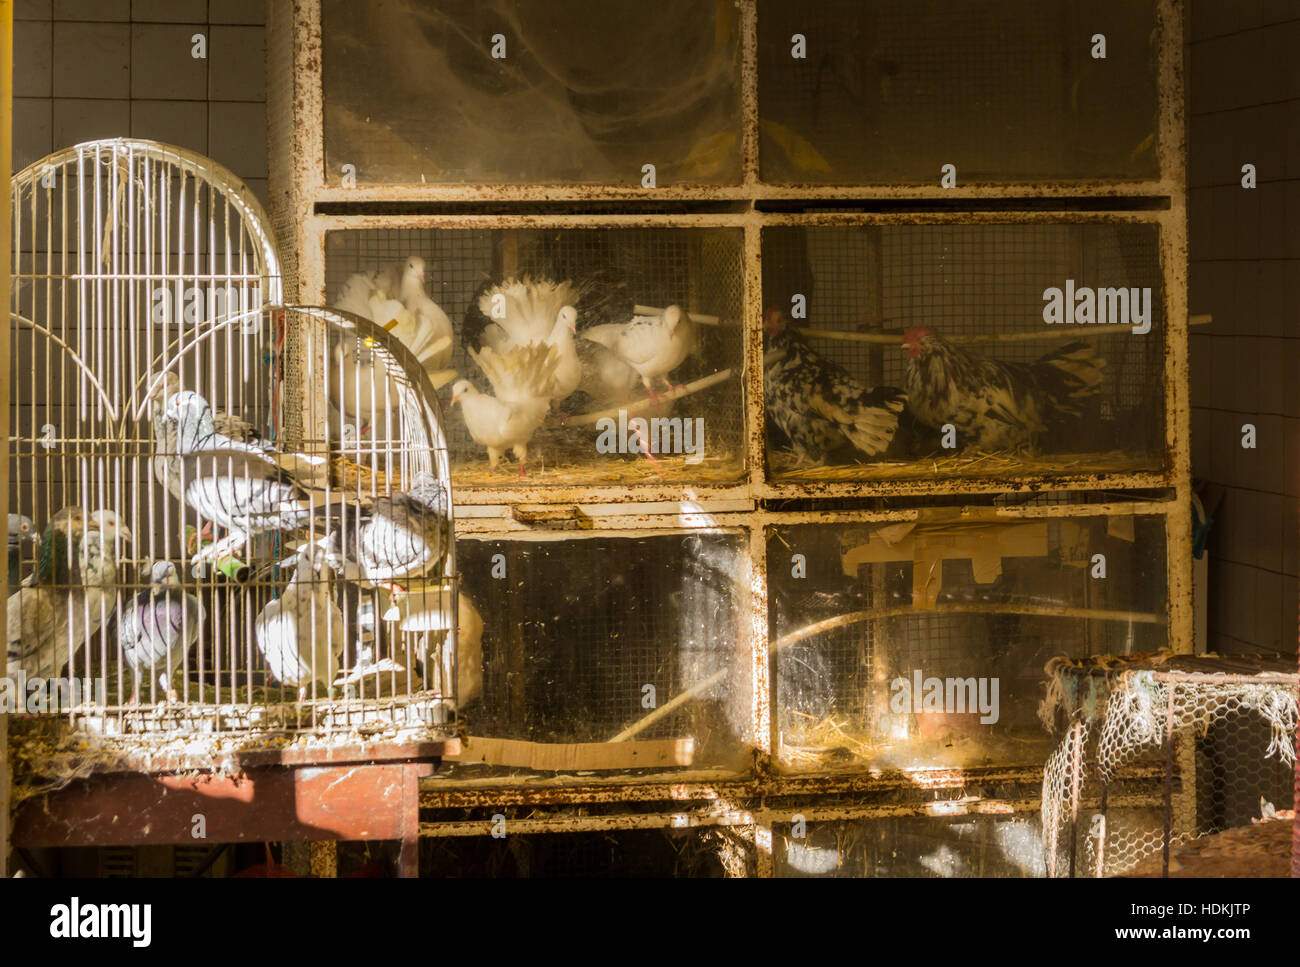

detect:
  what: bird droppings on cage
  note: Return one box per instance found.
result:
[761,224,1165,483]
[768,515,1169,774]
[7,141,460,781]
[324,228,746,486]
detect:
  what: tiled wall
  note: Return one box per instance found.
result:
[1188,1,1300,655]
[13,0,267,208]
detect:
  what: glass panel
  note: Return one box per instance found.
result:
[762,223,1165,482]
[768,516,1169,772]
[431,532,752,782]
[758,0,1160,185]
[775,817,1045,877]
[325,227,746,487]
[322,0,743,186]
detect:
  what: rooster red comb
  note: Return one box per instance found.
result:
[902,326,935,358]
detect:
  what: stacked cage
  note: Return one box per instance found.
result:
[267,0,1189,876]
[7,140,459,793]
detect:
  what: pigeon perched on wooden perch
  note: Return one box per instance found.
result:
[902,326,1106,452]
[581,304,695,405]
[764,306,906,464]
[158,389,329,572]
[254,542,344,702]
[118,559,204,704]
[6,510,132,680]
[148,372,262,503]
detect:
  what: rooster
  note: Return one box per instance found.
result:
[902,327,1106,452]
[764,306,906,465]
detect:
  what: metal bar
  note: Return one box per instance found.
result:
[0,0,12,881]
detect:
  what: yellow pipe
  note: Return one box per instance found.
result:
[0,0,12,881]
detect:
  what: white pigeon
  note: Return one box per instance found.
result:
[254,542,344,702]
[477,277,579,352]
[451,379,550,476]
[581,305,696,404]
[7,510,132,681]
[546,306,581,403]
[397,256,454,371]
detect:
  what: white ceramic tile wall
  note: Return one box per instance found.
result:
[1189,1,1300,655]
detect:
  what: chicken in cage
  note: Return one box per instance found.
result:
[6,140,459,764]
[325,229,746,486]
[761,224,1164,484]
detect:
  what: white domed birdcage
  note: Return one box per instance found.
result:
[7,139,458,774]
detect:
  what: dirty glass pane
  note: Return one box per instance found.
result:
[322,0,743,186]
[758,0,1160,184]
[762,223,1165,483]
[768,517,1168,773]
[775,817,1047,877]
[325,227,746,487]
[430,532,752,783]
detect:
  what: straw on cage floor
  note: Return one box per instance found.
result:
[768,449,1160,482]
[452,450,745,486]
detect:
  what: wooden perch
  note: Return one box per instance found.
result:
[446,735,694,770]
[796,314,1209,347]
[634,304,721,326]
[565,366,738,428]
[610,601,1166,743]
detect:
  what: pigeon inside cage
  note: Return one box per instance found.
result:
[323,227,747,485]
[769,516,1168,772]
[761,223,1166,481]
[6,301,459,738]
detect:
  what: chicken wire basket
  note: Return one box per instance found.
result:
[7,140,458,779]
[762,221,1166,485]
[757,0,1161,185]
[323,226,746,488]
[319,0,743,187]
[768,514,1168,774]
[1039,655,1297,877]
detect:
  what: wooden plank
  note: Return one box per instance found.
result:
[11,763,433,848]
[446,735,696,771]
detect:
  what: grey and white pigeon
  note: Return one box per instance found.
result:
[581,305,696,405]
[6,510,132,680]
[323,472,449,595]
[118,559,204,704]
[157,389,325,571]
[148,372,262,504]
[254,542,345,702]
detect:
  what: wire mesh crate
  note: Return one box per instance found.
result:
[1039,654,1297,877]
[757,0,1162,186]
[322,225,747,489]
[7,141,459,786]
[768,511,1169,774]
[430,529,754,783]
[762,219,1168,487]
[319,0,743,188]
[774,813,1046,877]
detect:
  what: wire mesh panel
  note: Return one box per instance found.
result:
[324,226,746,487]
[7,141,457,776]
[431,530,752,782]
[757,0,1160,185]
[768,514,1169,774]
[321,0,743,187]
[1039,656,1297,877]
[762,222,1165,483]
[774,814,1047,877]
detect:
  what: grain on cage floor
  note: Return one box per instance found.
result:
[1122,813,1296,877]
